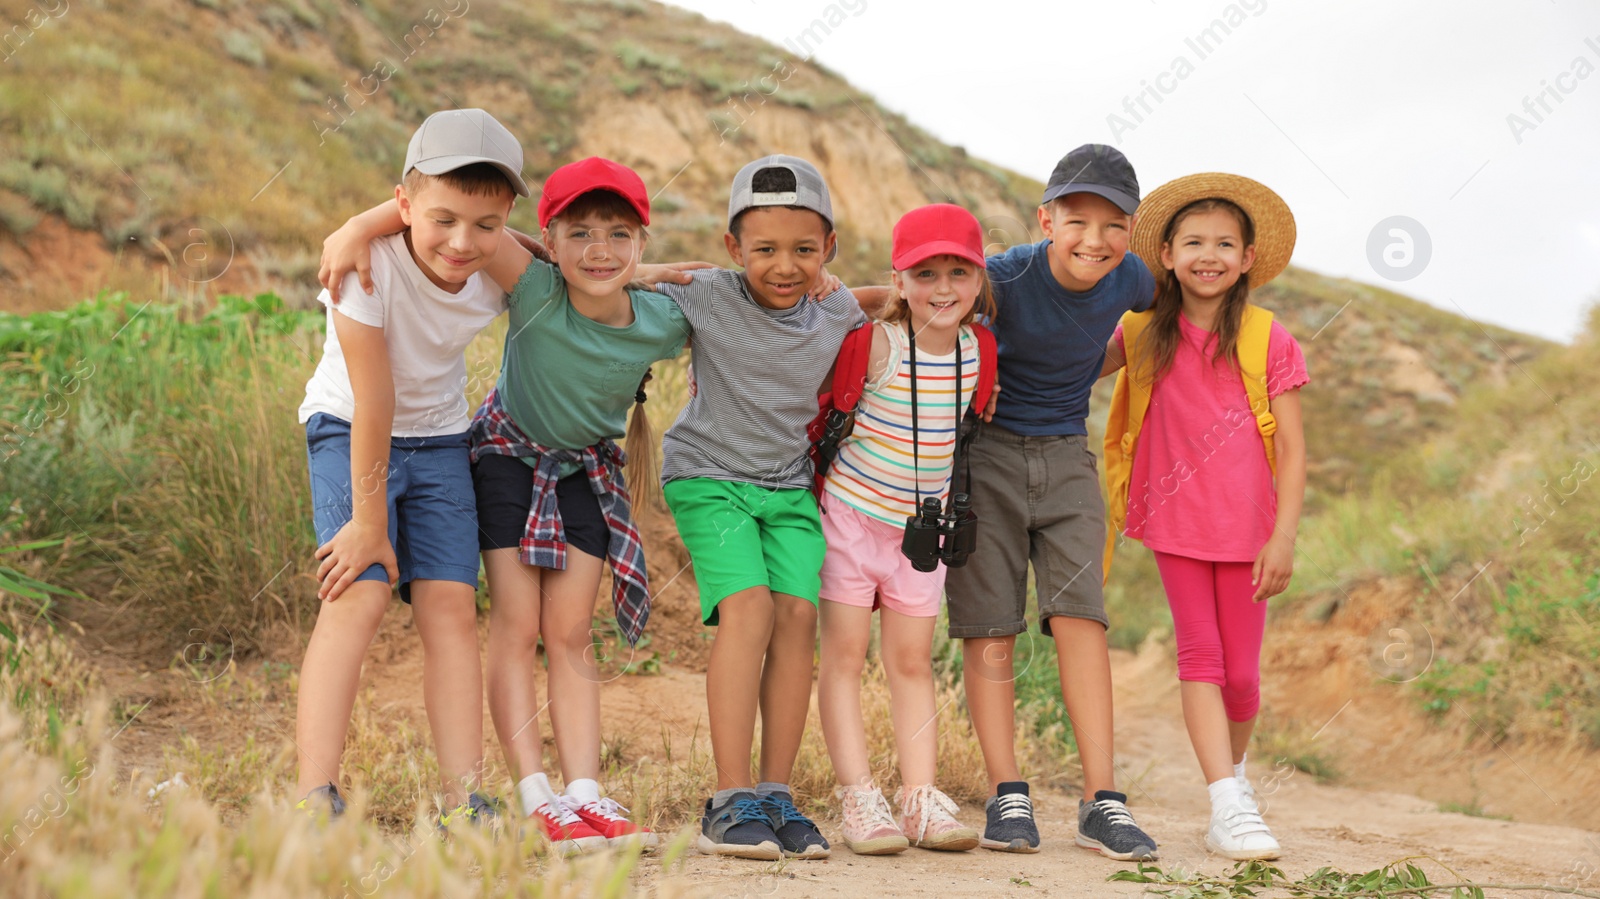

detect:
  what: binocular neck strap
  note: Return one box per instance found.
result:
[907,322,921,509]
[906,323,968,512]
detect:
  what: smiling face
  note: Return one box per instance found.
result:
[724,206,835,309]
[891,254,982,337]
[544,212,644,301]
[396,179,512,293]
[1036,192,1134,292]
[1158,206,1257,304]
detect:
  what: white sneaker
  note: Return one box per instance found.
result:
[1237,775,1260,813]
[1205,802,1281,860]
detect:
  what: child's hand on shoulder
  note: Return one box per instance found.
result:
[319,222,378,305]
[1251,532,1294,602]
[636,260,718,287]
[808,267,843,301]
[314,521,399,601]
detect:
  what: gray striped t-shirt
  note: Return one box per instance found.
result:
[660,269,867,490]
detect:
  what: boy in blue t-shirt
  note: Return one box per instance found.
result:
[947,145,1161,860]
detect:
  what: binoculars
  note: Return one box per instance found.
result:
[900,492,979,573]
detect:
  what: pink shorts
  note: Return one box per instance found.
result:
[818,491,945,617]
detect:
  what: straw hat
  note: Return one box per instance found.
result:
[1130,173,1296,290]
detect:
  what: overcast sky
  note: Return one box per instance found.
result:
[668,0,1600,342]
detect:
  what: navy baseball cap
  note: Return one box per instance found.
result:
[1040,144,1140,214]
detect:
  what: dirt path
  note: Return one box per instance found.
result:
[626,644,1594,897]
[90,608,1596,896]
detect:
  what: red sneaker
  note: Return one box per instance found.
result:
[564,796,659,849]
[529,801,609,856]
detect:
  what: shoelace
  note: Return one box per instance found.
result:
[763,794,815,827]
[841,786,897,833]
[1091,797,1138,829]
[995,792,1034,821]
[728,797,773,825]
[567,796,630,823]
[901,784,961,842]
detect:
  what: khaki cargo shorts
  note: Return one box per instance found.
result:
[944,422,1108,638]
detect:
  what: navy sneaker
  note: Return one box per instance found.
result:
[439,792,501,832]
[699,792,782,860]
[980,781,1040,853]
[295,782,347,821]
[760,789,830,859]
[1076,790,1158,861]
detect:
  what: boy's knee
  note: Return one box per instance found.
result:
[962,635,1016,681]
[774,598,818,631]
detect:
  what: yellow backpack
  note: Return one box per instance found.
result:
[1102,304,1278,581]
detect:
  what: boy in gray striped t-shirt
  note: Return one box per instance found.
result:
[658,156,865,860]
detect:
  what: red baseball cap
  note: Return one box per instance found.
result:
[891,203,987,271]
[537,157,651,228]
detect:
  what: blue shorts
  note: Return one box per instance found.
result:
[305,413,480,602]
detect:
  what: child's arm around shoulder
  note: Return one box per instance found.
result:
[864,320,892,389]
[314,309,399,601]
[1098,326,1127,379]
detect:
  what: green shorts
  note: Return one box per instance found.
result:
[662,477,826,625]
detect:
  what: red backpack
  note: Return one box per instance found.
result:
[807,321,999,497]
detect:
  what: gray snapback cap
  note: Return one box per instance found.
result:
[728,154,837,261]
[403,108,530,197]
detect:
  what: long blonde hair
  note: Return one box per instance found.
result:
[622,380,660,514]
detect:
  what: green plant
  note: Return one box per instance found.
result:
[1108,857,1589,899]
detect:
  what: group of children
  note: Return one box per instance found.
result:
[294,107,1308,866]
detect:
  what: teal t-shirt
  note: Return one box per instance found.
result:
[497,260,690,476]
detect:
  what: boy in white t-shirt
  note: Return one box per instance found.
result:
[293,108,528,823]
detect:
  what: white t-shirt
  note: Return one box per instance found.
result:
[297,232,507,437]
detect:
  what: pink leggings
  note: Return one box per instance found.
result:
[1152,550,1267,722]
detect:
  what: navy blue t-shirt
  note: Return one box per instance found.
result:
[985,241,1155,436]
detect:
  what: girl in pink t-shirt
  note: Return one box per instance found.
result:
[1101,174,1307,862]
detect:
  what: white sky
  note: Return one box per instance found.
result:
[668,0,1600,342]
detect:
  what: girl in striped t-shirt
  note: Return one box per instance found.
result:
[817,204,996,855]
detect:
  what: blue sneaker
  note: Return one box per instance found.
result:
[295,782,347,821]
[761,789,830,859]
[699,792,782,860]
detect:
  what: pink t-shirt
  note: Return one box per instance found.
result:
[1115,314,1308,562]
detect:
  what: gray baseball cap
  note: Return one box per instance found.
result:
[403,108,530,197]
[728,154,838,261]
[1040,144,1140,214]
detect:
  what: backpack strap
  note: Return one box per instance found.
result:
[830,322,878,414]
[1102,311,1155,581]
[967,323,998,418]
[809,322,879,496]
[1238,305,1278,477]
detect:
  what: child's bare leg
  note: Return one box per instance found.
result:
[707,586,775,790]
[483,549,545,782]
[1050,616,1117,799]
[1229,717,1257,765]
[817,600,873,786]
[411,579,485,809]
[1179,681,1237,784]
[295,579,390,797]
[961,634,1021,792]
[757,592,817,785]
[540,550,607,785]
[880,609,938,787]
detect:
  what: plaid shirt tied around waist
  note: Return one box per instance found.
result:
[468,388,650,646]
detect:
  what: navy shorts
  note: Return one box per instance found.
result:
[473,453,610,561]
[305,413,480,602]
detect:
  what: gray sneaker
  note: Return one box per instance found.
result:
[698,792,782,860]
[1076,790,1158,861]
[295,782,346,821]
[979,781,1040,853]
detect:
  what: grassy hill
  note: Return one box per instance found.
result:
[0,0,1592,793]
